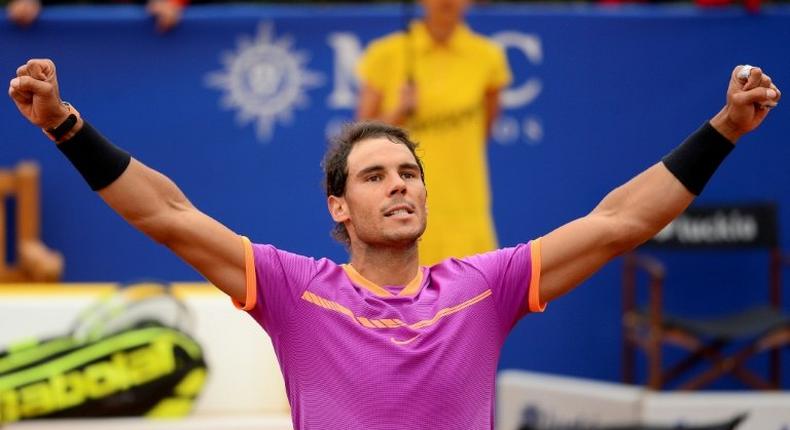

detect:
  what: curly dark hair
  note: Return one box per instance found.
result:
[322,121,425,245]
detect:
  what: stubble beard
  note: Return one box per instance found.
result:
[352,214,427,250]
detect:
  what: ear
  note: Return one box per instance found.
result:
[327,195,349,223]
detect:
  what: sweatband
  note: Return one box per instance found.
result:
[57,121,132,191]
[661,122,734,196]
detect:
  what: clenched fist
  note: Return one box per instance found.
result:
[710,65,781,143]
[8,58,71,131]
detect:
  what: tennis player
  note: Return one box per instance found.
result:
[8,59,780,429]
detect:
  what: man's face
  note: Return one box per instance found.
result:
[329,137,428,249]
[420,0,471,24]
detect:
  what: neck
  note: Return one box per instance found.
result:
[348,241,420,287]
[423,16,460,44]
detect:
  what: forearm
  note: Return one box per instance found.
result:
[74,130,244,300]
[541,120,739,303]
[590,162,695,253]
[10,59,248,300]
[51,117,190,244]
[539,148,698,304]
[98,158,194,245]
[590,118,740,252]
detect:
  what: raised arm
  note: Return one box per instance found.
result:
[8,59,246,304]
[538,65,781,305]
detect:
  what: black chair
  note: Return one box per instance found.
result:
[622,202,790,390]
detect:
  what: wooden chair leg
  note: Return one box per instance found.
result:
[770,349,780,389]
[733,366,775,390]
[648,334,663,389]
[623,341,633,384]
[679,342,768,391]
[15,162,40,243]
[0,170,11,280]
[623,330,636,384]
[663,340,726,384]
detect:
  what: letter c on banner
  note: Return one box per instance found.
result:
[492,32,543,109]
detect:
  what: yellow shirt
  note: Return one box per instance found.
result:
[357,21,512,266]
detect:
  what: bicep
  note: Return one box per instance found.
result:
[98,159,247,303]
[539,213,625,304]
[162,209,247,304]
[356,83,383,120]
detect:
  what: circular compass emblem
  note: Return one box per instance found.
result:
[206,23,324,141]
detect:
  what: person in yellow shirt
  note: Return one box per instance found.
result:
[356,0,512,266]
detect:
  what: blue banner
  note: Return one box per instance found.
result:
[2,4,789,387]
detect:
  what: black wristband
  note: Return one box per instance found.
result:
[661,122,734,196]
[57,121,132,191]
[46,113,78,141]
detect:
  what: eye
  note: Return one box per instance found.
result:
[401,172,416,180]
[366,174,382,182]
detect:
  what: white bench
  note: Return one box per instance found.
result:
[497,369,790,430]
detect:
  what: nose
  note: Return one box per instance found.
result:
[388,174,407,196]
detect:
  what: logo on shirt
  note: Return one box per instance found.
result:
[301,289,493,345]
[206,23,325,141]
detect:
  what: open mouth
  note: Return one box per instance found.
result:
[384,206,414,217]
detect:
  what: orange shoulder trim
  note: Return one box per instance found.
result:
[528,238,546,313]
[232,236,257,311]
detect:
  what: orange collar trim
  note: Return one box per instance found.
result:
[341,264,424,298]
